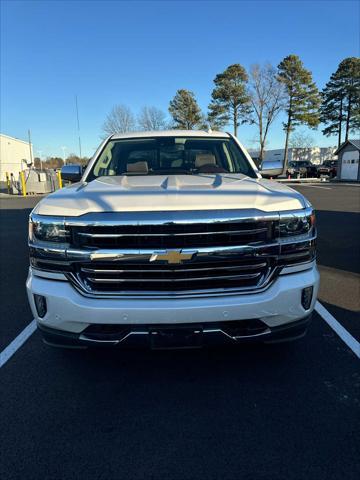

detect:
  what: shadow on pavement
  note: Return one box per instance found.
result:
[0,207,34,350]
[316,210,360,274]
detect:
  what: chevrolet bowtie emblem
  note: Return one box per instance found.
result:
[150,249,197,264]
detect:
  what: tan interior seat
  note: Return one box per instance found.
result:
[171,159,183,168]
[195,153,217,168]
[126,161,149,174]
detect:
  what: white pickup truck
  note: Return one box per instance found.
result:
[27,130,319,349]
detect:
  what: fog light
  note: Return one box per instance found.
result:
[34,294,47,318]
[301,287,313,310]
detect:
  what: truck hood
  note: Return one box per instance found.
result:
[35,174,308,216]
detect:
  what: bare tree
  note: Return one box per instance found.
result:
[289,131,315,162]
[289,130,315,149]
[66,154,90,167]
[138,106,167,131]
[102,104,136,136]
[249,63,285,162]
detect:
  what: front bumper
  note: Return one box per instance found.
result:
[38,315,313,348]
[27,263,319,346]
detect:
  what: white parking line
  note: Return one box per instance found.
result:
[298,185,332,190]
[337,183,360,187]
[0,320,36,368]
[315,301,360,359]
[1,303,359,366]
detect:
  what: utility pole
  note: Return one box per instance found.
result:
[28,129,33,165]
[75,95,82,158]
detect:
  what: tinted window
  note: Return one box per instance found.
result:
[87,137,256,180]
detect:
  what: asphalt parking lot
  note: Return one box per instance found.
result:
[1,183,359,480]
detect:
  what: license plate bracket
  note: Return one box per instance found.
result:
[150,327,203,350]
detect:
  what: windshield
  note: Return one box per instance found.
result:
[86,137,256,180]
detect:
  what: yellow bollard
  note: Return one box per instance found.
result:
[57,170,63,189]
[6,172,11,194]
[20,171,26,196]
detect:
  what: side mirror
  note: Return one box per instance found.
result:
[61,165,83,183]
[259,161,283,179]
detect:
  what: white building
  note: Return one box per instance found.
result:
[249,147,337,166]
[335,139,360,181]
[0,133,34,182]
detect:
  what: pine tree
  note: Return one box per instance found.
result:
[320,73,344,149]
[208,64,252,137]
[321,58,360,148]
[277,55,321,172]
[207,104,229,131]
[341,58,360,141]
[168,89,203,130]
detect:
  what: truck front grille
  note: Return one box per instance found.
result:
[73,256,275,295]
[30,209,316,297]
[66,215,279,295]
[71,220,273,249]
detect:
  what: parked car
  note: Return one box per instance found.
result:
[27,130,319,349]
[286,161,318,178]
[317,160,338,178]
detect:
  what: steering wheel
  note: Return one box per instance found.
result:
[197,164,227,173]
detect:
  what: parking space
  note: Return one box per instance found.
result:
[1,184,359,480]
[290,184,360,341]
[0,196,40,350]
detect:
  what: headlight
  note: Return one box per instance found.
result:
[29,215,69,243]
[279,210,315,237]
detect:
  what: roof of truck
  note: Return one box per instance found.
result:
[110,130,230,140]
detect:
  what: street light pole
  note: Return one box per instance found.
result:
[37,150,43,170]
[28,129,33,165]
[61,146,67,165]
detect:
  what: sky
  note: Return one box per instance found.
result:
[1,0,359,159]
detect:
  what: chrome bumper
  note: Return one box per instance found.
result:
[38,315,312,348]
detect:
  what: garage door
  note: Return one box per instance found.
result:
[341,150,359,180]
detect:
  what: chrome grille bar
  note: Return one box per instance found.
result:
[76,227,269,238]
[86,272,262,283]
[80,262,268,274]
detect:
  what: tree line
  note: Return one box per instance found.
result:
[102,55,359,170]
[33,154,90,169]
